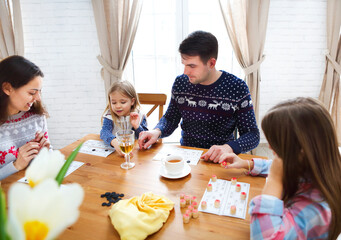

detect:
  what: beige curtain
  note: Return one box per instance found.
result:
[319,0,341,145]
[92,0,143,94]
[0,0,24,59]
[219,0,270,123]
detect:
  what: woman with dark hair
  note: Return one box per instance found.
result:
[0,55,50,180]
[219,97,341,239]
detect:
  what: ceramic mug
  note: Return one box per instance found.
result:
[163,155,184,175]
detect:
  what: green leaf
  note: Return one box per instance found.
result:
[0,188,9,240]
[55,142,84,185]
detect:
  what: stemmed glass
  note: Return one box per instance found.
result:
[116,130,135,169]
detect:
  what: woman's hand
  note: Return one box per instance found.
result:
[130,112,140,130]
[33,131,50,149]
[13,142,40,170]
[262,156,283,198]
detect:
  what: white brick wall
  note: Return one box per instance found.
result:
[19,0,327,149]
[21,0,105,149]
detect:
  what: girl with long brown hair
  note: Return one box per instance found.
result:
[219,97,341,239]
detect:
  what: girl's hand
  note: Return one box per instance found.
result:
[33,131,51,150]
[130,112,140,130]
[262,157,283,198]
[218,153,250,170]
[13,142,40,170]
[111,138,134,158]
[268,157,283,183]
[111,139,124,157]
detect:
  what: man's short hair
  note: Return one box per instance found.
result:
[179,30,218,63]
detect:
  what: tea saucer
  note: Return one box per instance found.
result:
[160,163,191,179]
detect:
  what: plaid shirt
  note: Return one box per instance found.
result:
[249,158,331,240]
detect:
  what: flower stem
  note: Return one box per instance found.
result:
[55,142,83,185]
[0,188,9,240]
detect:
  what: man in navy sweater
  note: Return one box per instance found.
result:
[138,31,259,162]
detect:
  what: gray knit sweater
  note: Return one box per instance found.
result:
[0,111,49,180]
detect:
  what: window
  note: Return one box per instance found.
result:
[126,0,242,143]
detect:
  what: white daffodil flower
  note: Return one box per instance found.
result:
[6,179,84,240]
[25,148,65,187]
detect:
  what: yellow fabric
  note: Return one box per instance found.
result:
[109,192,174,240]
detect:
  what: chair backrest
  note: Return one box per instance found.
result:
[138,93,167,120]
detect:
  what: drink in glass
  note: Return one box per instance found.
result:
[116,130,135,169]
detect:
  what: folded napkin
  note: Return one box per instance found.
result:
[109,192,174,240]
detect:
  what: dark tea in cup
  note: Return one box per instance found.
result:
[163,155,184,175]
[168,159,181,163]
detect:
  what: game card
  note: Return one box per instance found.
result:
[18,161,84,184]
[79,140,115,157]
[199,179,250,219]
[153,148,203,165]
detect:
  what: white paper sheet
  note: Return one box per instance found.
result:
[199,178,250,219]
[153,148,203,165]
[18,161,84,184]
[79,140,115,157]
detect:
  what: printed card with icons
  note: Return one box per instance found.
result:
[18,161,84,184]
[78,140,115,157]
[198,178,250,219]
[153,148,203,165]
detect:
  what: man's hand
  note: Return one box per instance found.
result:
[138,129,161,149]
[13,142,40,170]
[201,144,233,163]
[130,112,140,130]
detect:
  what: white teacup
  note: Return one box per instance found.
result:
[163,155,184,175]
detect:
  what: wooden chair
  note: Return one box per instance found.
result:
[138,93,167,143]
[138,93,167,120]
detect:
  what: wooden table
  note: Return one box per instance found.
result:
[1,134,267,240]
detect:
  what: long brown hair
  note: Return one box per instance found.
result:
[0,55,48,125]
[101,80,141,128]
[261,97,341,240]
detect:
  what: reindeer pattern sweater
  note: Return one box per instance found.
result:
[0,111,49,180]
[155,71,260,153]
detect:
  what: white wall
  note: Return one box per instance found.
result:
[20,0,327,149]
[260,0,326,140]
[21,0,105,149]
